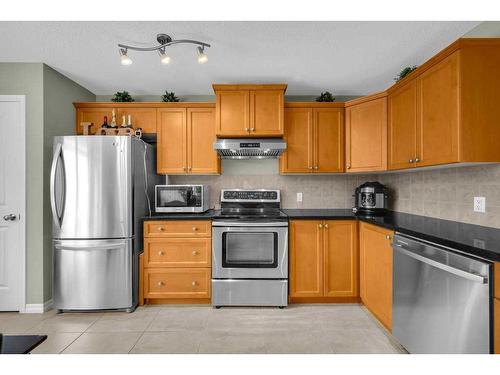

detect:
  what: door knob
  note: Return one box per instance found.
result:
[3,214,17,221]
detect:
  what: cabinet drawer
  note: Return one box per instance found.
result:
[144,220,211,237]
[144,238,211,268]
[144,268,211,299]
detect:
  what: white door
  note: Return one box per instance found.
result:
[0,96,26,311]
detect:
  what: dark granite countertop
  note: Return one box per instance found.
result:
[284,209,500,262]
[143,209,216,220]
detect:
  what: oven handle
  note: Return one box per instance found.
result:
[212,221,289,227]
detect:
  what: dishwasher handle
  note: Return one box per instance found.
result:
[393,244,488,284]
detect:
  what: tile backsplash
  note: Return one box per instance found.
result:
[169,163,500,229]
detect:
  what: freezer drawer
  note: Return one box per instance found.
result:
[53,239,133,310]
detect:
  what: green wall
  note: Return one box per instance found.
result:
[0,63,95,305]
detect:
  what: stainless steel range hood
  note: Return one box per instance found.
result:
[214,138,286,159]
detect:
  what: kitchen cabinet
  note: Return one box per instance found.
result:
[345,94,387,172]
[289,220,358,301]
[75,107,113,134]
[157,107,220,174]
[280,104,344,173]
[387,80,417,170]
[359,222,393,330]
[141,220,212,304]
[116,108,157,133]
[495,297,500,354]
[213,84,286,137]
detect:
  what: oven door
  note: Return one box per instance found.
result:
[212,222,288,279]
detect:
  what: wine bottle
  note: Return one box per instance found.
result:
[102,115,109,129]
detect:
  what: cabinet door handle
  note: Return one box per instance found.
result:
[192,250,199,256]
[157,281,165,287]
[158,250,165,256]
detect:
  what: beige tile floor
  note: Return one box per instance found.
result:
[0,304,406,354]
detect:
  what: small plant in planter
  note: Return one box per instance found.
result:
[161,91,180,102]
[111,91,135,102]
[394,66,417,82]
[315,91,336,102]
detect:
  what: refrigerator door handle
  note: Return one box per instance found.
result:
[50,143,63,229]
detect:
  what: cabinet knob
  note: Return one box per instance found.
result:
[308,166,313,170]
[250,128,255,132]
[158,226,164,231]
[313,166,319,170]
[385,235,391,240]
[191,281,198,287]
[188,166,192,171]
[319,224,323,228]
[409,159,414,163]
[158,250,165,256]
[157,281,165,287]
[324,224,329,228]
[182,166,187,171]
[192,227,198,231]
[192,250,199,256]
[415,157,420,163]
[245,128,250,132]
[346,165,351,169]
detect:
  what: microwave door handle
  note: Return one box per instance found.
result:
[50,143,63,229]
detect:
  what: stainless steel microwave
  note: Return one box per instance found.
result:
[155,185,209,213]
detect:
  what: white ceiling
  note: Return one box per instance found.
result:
[0,21,479,96]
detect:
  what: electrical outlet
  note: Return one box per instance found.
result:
[473,239,486,249]
[474,197,486,213]
[297,192,303,202]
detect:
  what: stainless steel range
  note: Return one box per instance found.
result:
[211,189,288,308]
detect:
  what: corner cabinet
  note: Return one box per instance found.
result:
[213,84,287,137]
[289,220,358,302]
[157,105,220,175]
[345,93,387,172]
[359,222,394,331]
[280,104,344,173]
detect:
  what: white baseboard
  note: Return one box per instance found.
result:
[23,299,53,314]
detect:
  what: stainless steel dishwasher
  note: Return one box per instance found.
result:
[392,233,492,354]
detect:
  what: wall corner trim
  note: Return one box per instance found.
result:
[22,299,53,314]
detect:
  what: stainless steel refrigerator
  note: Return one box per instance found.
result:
[50,136,161,312]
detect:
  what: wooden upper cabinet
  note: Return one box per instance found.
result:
[157,108,187,174]
[116,108,157,133]
[157,106,219,175]
[416,51,459,167]
[187,108,220,174]
[289,220,323,298]
[215,90,250,136]
[323,220,358,297]
[345,95,387,172]
[280,104,344,174]
[250,90,284,136]
[315,108,344,173]
[359,222,393,331]
[213,84,286,137]
[76,107,112,134]
[280,108,313,173]
[388,80,417,170]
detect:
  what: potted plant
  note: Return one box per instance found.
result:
[315,91,336,102]
[394,66,417,82]
[111,91,135,102]
[161,91,180,102]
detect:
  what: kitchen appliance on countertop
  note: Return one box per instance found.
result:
[392,233,492,353]
[155,184,209,213]
[353,181,388,214]
[51,136,162,312]
[213,138,286,159]
[212,189,288,308]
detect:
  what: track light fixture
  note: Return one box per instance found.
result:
[118,33,210,66]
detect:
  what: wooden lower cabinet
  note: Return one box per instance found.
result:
[289,220,359,302]
[141,220,212,304]
[495,298,500,354]
[359,222,394,330]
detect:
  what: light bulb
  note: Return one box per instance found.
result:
[197,46,208,64]
[119,49,132,66]
[159,49,171,65]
